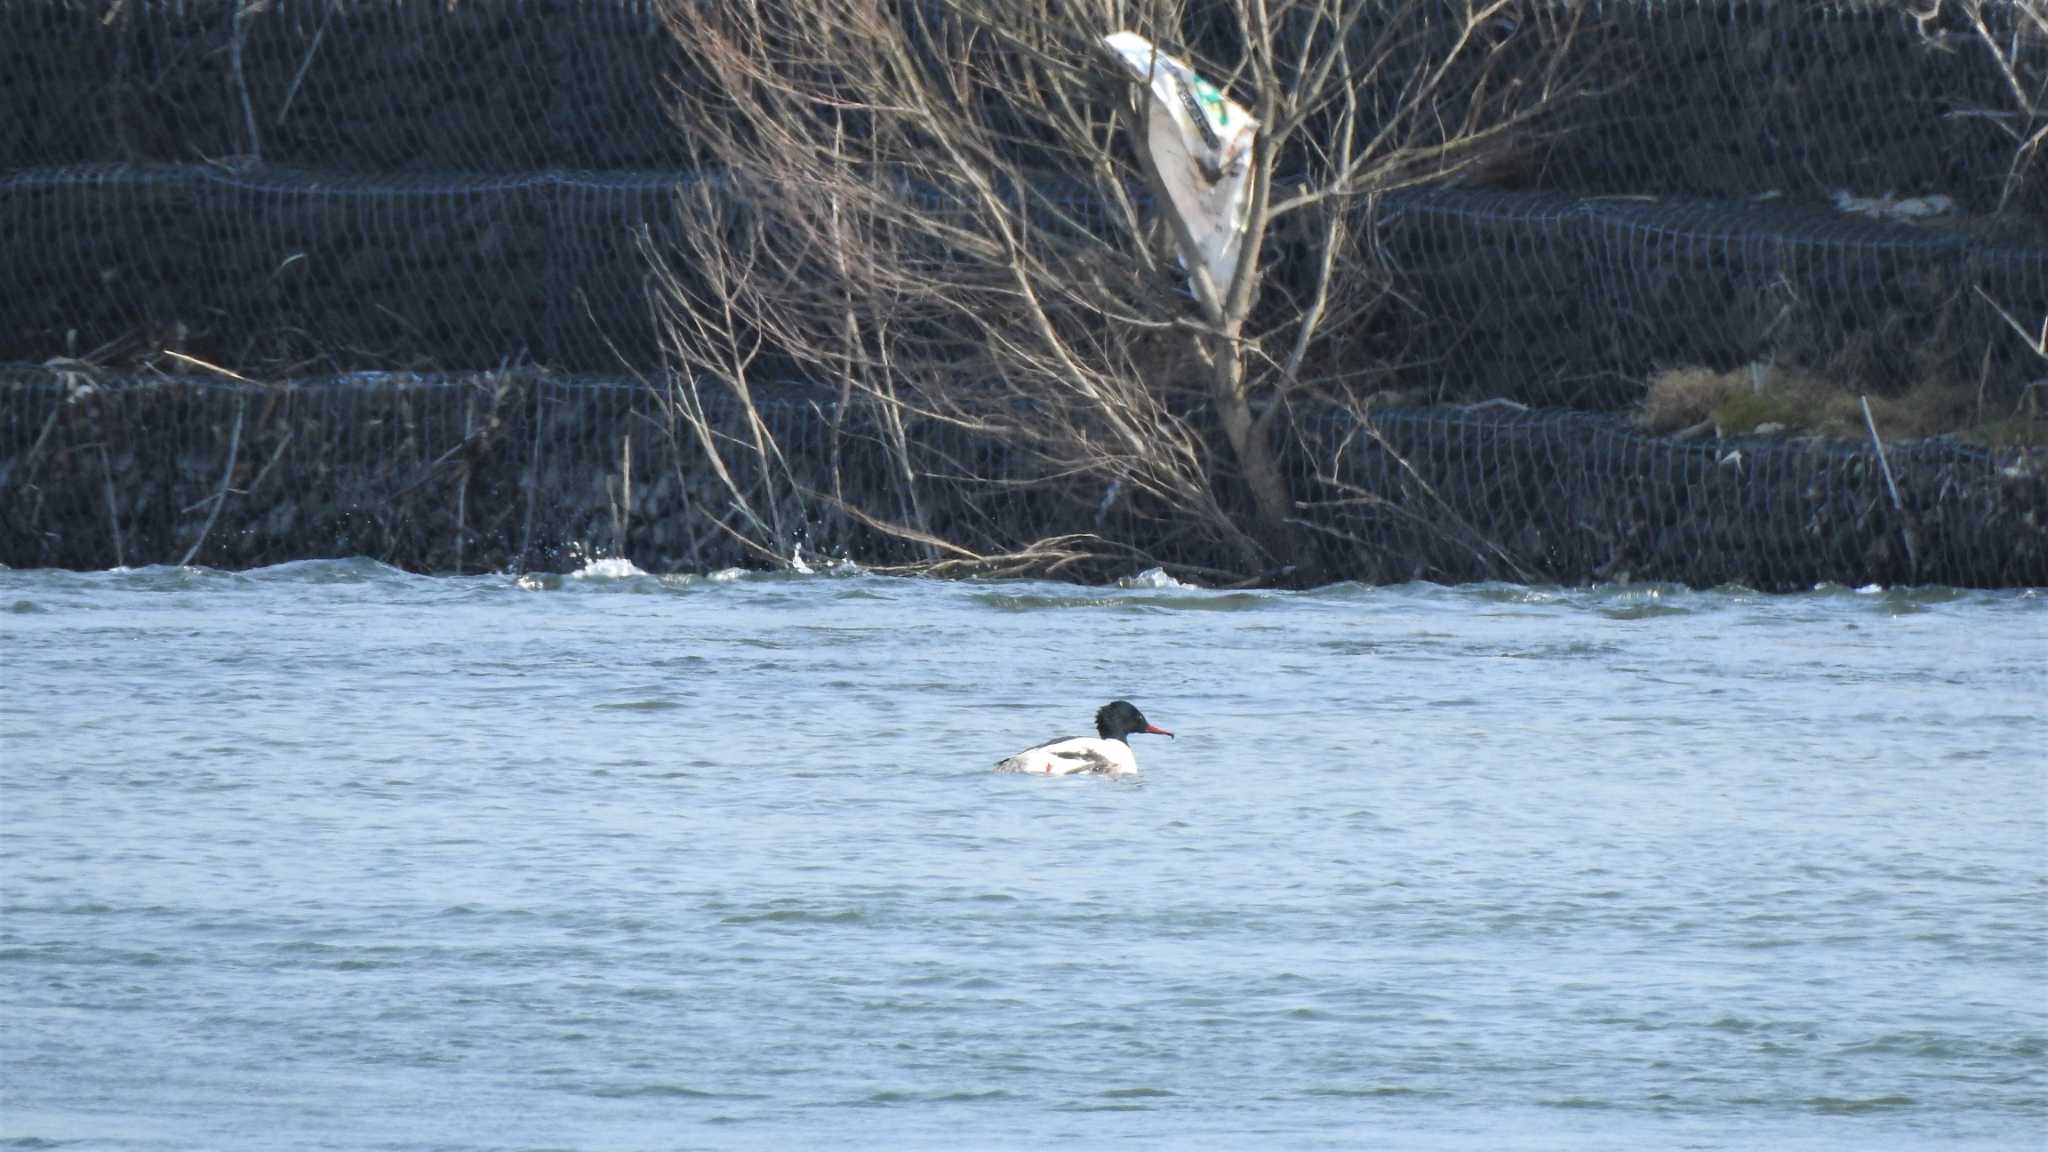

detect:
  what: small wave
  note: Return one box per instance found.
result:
[979,592,1118,611]
[1587,584,1697,619]
[1837,1032,1974,1058]
[1121,591,1269,613]
[1599,602,1692,620]
[70,562,255,591]
[1541,1096,1620,1110]
[845,1090,909,1106]
[1468,582,1568,604]
[0,901,119,917]
[588,1084,723,1100]
[928,1089,1014,1103]
[1808,1095,1914,1114]
[595,698,682,712]
[66,947,177,967]
[717,906,865,926]
[978,587,1267,613]
[1810,581,1970,605]
[245,556,420,585]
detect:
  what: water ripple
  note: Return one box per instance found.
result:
[0,567,2039,1150]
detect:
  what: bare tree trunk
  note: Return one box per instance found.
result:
[645,0,1593,582]
[1207,335,1293,570]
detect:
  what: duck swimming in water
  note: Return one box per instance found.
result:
[995,700,1173,777]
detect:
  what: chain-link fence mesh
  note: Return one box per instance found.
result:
[0,0,704,172]
[0,165,677,370]
[5,369,2042,587]
[1365,189,2048,410]
[5,1,2039,213]
[5,170,2044,412]
[1532,0,2044,218]
[1292,403,2046,589]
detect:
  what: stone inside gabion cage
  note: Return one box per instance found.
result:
[3,370,2042,588]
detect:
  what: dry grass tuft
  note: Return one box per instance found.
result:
[1636,366,1750,434]
[1638,363,2047,446]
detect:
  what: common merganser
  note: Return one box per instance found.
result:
[995,701,1174,777]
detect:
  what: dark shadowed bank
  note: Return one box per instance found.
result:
[3,171,2041,411]
[4,368,2041,589]
[1,1,2045,587]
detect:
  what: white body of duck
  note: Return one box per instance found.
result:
[997,735,1141,777]
[995,701,1172,777]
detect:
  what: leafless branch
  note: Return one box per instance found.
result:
[646,0,1594,581]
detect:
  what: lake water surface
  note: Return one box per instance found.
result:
[2,561,2043,1150]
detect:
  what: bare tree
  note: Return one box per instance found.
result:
[649,0,1591,581]
[1942,0,2047,215]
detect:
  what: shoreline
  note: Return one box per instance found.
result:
[6,368,2041,590]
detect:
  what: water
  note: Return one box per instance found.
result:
[2,560,2043,1151]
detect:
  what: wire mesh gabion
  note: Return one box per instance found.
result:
[3,370,2042,588]
[2,0,2039,214]
[2,172,2042,414]
[2,1,2046,584]
[0,0,708,173]
[1362,190,2048,411]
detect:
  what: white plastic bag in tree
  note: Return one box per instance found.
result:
[1103,31,1258,297]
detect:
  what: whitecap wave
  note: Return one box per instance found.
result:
[1119,566,1199,590]
[787,545,863,576]
[569,557,649,580]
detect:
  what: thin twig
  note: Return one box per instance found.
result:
[1860,395,1904,513]
[160,349,264,385]
[15,408,61,493]
[1861,394,1921,584]
[98,443,125,569]
[275,0,335,126]
[616,431,633,558]
[456,390,474,576]
[1974,284,2048,356]
[516,379,544,573]
[230,0,262,160]
[244,428,293,497]
[180,395,245,567]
